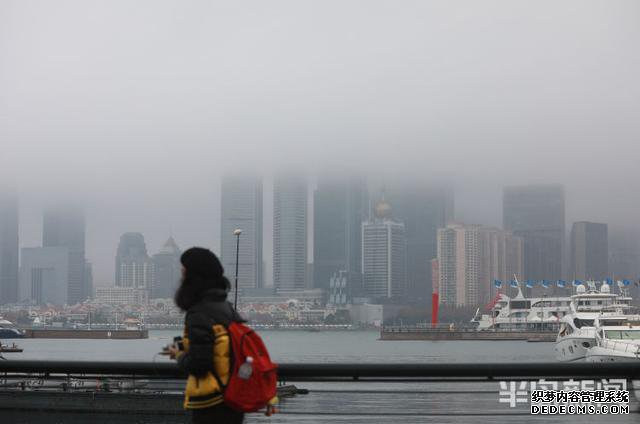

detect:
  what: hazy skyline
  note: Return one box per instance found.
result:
[2,1,640,284]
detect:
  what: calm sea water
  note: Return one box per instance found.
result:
[5,330,556,363]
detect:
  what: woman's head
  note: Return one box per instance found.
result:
[174,247,230,310]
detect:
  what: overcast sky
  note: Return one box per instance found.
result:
[2,1,640,284]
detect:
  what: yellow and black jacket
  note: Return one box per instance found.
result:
[176,288,244,409]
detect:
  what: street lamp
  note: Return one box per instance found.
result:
[233,229,242,309]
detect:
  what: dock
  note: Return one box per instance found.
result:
[381,326,557,341]
[21,329,148,339]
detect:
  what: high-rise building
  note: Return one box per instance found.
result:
[273,175,308,290]
[0,191,19,304]
[503,185,565,281]
[115,233,153,294]
[437,223,523,306]
[313,176,368,292]
[152,236,181,299]
[386,183,454,300]
[221,176,263,290]
[570,222,608,281]
[362,199,406,299]
[20,247,70,305]
[609,227,640,281]
[43,204,87,304]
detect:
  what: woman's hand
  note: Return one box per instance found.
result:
[166,344,180,360]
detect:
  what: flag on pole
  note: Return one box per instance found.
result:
[494,280,502,288]
[525,280,534,288]
[557,280,566,288]
[623,279,631,286]
[510,280,518,288]
[572,280,583,287]
[542,280,550,289]
[605,278,614,285]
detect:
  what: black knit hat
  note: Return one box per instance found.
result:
[180,247,224,279]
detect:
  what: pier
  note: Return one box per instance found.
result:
[0,360,637,423]
[381,326,558,341]
[21,329,148,339]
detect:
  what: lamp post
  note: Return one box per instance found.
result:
[233,229,242,309]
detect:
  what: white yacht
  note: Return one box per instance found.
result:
[473,287,572,331]
[585,315,640,363]
[555,284,635,362]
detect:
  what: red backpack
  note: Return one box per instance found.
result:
[223,322,278,412]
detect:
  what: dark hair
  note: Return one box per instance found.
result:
[174,247,230,311]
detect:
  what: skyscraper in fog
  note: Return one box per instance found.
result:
[0,191,19,304]
[20,247,69,305]
[503,185,565,281]
[386,183,454,300]
[152,237,181,299]
[273,175,307,290]
[115,232,153,293]
[571,221,608,281]
[221,176,263,291]
[437,223,523,306]
[362,199,406,299]
[313,176,368,292]
[43,204,87,304]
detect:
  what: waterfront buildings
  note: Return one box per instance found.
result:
[43,204,88,304]
[313,176,368,292]
[19,247,70,305]
[361,199,407,299]
[570,221,608,281]
[115,233,153,293]
[0,191,19,304]
[273,175,308,290]
[437,223,523,306]
[95,286,149,306]
[503,185,564,281]
[151,237,181,299]
[386,183,454,300]
[221,175,263,290]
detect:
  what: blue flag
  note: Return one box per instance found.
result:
[510,280,518,288]
[525,280,534,288]
[494,280,502,288]
[557,280,566,288]
[542,280,550,289]
[605,278,614,285]
[623,279,631,286]
[572,280,583,287]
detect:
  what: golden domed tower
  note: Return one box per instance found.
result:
[374,198,392,220]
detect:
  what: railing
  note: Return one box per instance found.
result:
[0,361,638,422]
[1,360,640,381]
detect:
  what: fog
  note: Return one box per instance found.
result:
[2,0,640,284]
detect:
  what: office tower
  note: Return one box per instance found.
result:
[273,175,308,290]
[503,185,565,281]
[152,236,182,299]
[84,261,94,300]
[362,199,407,299]
[570,222,608,281]
[0,191,19,304]
[437,223,523,306]
[609,227,640,281]
[313,176,368,292]
[115,232,153,292]
[386,183,454,300]
[43,204,87,304]
[20,247,70,305]
[221,175,263,290]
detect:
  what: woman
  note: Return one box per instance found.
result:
[167,247,245,424]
